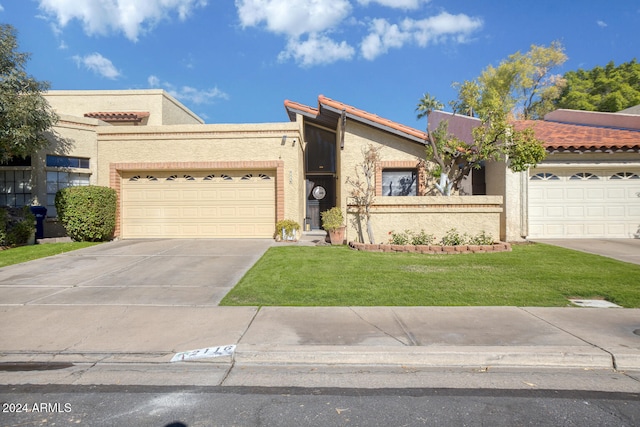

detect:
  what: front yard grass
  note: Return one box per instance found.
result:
[220,243,640,308]
[0,242,101,268]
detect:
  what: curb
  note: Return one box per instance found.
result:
[234,345,614,369]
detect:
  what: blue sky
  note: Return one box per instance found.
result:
[4,1,639,127]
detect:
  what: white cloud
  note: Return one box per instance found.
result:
[356,0,429,10]
[279,34,355,67]
[73,53,121,79]
[236,0,352,38]
[0,4,4,12]
[148,75,229,104]
[361,12,483,60]
[405,12,483,46]
[597,20,607,27]
[361,18,410,60]
[235,1,482,66]
[37,0,207,42]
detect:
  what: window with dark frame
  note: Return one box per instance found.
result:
[382,169,417,196]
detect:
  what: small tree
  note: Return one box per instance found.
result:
[0,24,58,161]
[346,144,381,244]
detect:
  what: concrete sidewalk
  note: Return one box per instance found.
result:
[1,305,639,386]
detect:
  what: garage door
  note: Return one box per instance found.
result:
[528,169,640,238]
[121,170,275,238]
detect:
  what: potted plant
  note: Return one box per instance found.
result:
[321,207,345,245]
[275,219,300,242]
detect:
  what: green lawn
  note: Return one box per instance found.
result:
[220,243,640,307]
[0,242,102,268]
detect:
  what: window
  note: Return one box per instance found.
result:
[0,170,32,207]
[46,156,91,216]
[530,172,559,181]
[570,172,599,180]
[382,169,417,196]
[46,155,90,169]
[611,172,640,180]
[305,125,336,173]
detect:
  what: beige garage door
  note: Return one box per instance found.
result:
[121,170,275,238]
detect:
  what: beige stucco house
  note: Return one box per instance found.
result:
[3,90,510,243]
[431,107,640,240]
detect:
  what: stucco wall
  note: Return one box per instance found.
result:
[44,90,203,125]
[347,196,503,244]
[339,120,426,209]
[96,122,303,226]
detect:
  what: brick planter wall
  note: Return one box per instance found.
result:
[348,241,511,254]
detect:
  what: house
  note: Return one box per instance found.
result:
[3,90,508,243]
[430,107,640,240]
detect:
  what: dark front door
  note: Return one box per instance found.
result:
[306,175,335,230]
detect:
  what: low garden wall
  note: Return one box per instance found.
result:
[349,241,511,254]
[346,195,504,245]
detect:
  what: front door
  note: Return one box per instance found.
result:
[306,175,335,230]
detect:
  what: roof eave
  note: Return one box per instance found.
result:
[319,102,427,145]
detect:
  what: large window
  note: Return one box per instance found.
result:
[305,125,336,173]
[46,155,91,217]
[382,169,417,196]
[0,170,32,207]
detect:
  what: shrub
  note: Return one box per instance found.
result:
[0,207,35,246]
[275,219,300,241]
[411,229,435,245]
[469,230,494,245]
[388,230,410,245]
[55,186,116,242]
[440,228,468,246]
[321,207,344,231]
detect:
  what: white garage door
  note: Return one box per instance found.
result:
[528,169,640,238]
[121,170,275,238]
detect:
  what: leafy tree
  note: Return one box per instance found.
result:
[417,44,559,195]
[554,59,640,112]
[453,41,567,120]
[0,24,57,161]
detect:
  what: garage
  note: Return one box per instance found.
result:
[121,170,276,238]
[528,168,640,238]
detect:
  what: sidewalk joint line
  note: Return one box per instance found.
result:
[348,307,409,346]
[220,306,260,386]
[519,308,619,370]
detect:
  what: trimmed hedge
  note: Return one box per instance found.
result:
[55,186,116,242]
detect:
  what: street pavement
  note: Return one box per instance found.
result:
[0,239,639,389]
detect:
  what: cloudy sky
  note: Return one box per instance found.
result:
[4,0,639,126]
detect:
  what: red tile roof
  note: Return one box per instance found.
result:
[84,112,150,122]
[514,120,640,150]
[285,96,640,151]
[285,95,428,143]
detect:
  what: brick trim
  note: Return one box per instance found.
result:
[375,160,426,196]
[110,160,284,238]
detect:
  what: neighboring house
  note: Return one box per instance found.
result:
[2,90,506,242]
[431,107,640,240]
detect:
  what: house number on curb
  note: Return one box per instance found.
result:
[171,345,236,362]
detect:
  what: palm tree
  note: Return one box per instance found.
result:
[415,93,444,121]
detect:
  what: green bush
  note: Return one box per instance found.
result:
[0,207,35,246]
[55,186,116,242]
[440,228,468,246]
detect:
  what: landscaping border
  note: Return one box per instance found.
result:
[348,241,511,254]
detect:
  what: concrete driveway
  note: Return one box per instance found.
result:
[0,239,273,306]
[534,238,640,265]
